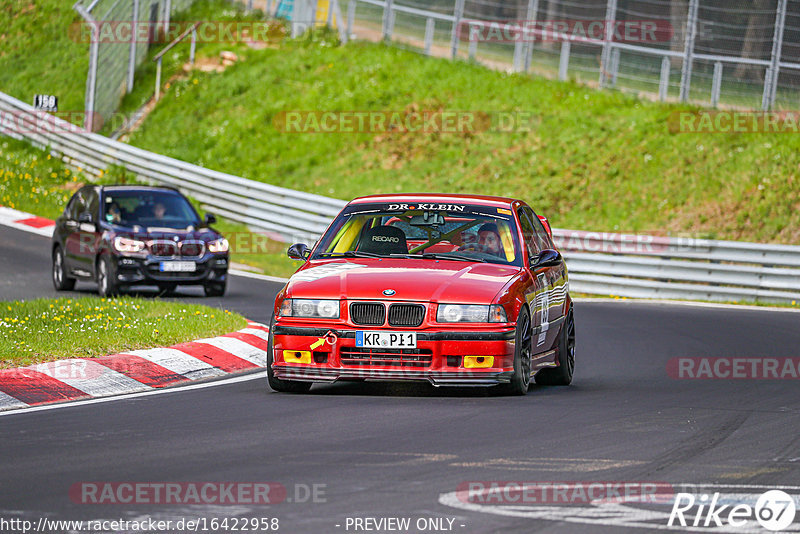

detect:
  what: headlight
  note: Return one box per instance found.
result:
[437,304,507,323]
[278,298,340,318]
[113,236,145,253]
[208,238,229,253]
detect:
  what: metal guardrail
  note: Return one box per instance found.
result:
[2,90,800,303]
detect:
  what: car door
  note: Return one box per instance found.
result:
[63,189,86,274]
[516,207,548,350]
[530,209,568,322]
[65,187,101,277]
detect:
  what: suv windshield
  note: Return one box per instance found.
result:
[102,190,200,229]
[312,202,522,266]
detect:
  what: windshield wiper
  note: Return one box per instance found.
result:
[420,252,487,263]
[317,251,384,258]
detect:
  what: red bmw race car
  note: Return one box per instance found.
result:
[267,194,575,395]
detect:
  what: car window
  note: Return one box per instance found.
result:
[83,188,99,221]
[102,190,200,228]
[313,203,523,266]
[517,207,539,256]
[529,209,553,251]
[65,192,82,220]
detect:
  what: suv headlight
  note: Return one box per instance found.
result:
[437,304,507,323]
[113,236,146,253]
[208,238,229,253]
[279,298,340,318]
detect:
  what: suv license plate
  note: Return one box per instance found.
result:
[159,261,196,272]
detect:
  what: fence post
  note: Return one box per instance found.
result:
[599,0,618,87]
[468,22,477,59]
[347,0,356,42]
[523,0,538,73]
[450,0,465,60]
[710,61,722,107]
[679,0,699,102]
[558,40,570,81]
[658,56,670,101]
[163,0,171,35]
[155,57,162,101]
[127,0,139,93]
[75,5,100,132]
[424,17,435,55]
[382,0,394,41]
[266,0,273,17]
[190,26,197,64]
[326,0,334,27]
[763,0,787,110]
[610,47,620,87]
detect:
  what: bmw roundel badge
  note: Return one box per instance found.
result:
[382,289,396,296]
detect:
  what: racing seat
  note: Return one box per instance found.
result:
[358,225,409,255]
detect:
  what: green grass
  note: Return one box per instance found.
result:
[125,36,800,245]
[0,296,246,367]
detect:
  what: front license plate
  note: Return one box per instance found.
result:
[356,331,417,349]
[159,261,196,272]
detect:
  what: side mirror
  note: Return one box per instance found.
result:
[287,243,310,260]
[78,212,94,223]
[204,213,217,225]
[531,249,562,270]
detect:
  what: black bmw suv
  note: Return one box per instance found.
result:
[51,185,229,297]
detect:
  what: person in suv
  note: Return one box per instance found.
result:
[51,185,229,297]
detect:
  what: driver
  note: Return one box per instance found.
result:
[477,223,504,257]
[153,202,167,220]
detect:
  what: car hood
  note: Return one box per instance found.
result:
[285,259,521,303]
[108,225,221,241]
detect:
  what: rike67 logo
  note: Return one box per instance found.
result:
[669,490,796,531]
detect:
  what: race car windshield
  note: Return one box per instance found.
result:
[102,191,200,229]
[313,202,522,266]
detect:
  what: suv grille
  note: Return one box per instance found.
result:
[180,241,205,258]
[340,347,433,368]
[388,304,425,327]
[149,241,177,257]
[350,302,385,326]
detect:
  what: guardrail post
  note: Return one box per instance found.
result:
[190,26,197,64]
[710,61,722,107]
[346,0,356,42]
[155,57,162,101]
[382,0,394,41]
[468,22,477,59]
[523,0,538,73]
[558,40,570,81]
[450,0,465,60]
[127,0,139,93]
[658,56,670,101]
[763,0,787,110]
[424,17,435,55]
[679,0,699,102]
[599,0,618,87]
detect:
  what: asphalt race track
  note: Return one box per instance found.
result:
[1,223,799,533]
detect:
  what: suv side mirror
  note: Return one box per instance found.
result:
[287,243,310,260]
[531,249,562,270]
[78,212,95,223]
[204,213,217,225]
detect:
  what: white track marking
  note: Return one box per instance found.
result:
[0,390,28,410]
[236,328,270,342]
[122,348,227,380]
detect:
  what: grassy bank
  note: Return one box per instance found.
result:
[0,296,246,366]
[125,37,799,245]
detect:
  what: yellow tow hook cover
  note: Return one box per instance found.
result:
[283,350,312,364]
[463,356,494,368]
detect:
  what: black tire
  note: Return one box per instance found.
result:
[96,255,119,297]
[501,306,533,396]
[266,317,312,393]
[158,283,178,296]
[535,308,575,386]
[52,246,76,291]
[203,281,226,297]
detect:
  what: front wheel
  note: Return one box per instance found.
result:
[52,246,76,291]
[501,307,533,396]
[97,255,119,297]
[203,281,226,297]
[535,308,575,386]
[266,318,312,393]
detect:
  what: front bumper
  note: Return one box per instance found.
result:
[271,325,516,387]
[113,254,229,285]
